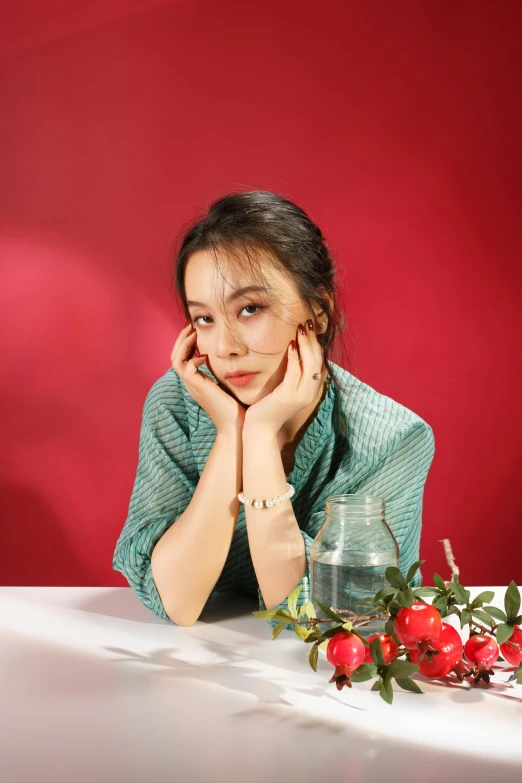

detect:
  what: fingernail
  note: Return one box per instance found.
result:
[290,340,296,351]
[306,320,314,331]
[298,323,306,336]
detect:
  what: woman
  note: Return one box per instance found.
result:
[112,190,435,628]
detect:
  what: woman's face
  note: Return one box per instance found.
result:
[185,249,323,403]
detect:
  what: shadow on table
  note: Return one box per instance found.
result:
[81,588,268,637]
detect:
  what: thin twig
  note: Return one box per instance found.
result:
[438,538,460,585]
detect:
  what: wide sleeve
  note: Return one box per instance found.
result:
[112,385,198,622]
[351,420,435,589]
[257,419,435,631]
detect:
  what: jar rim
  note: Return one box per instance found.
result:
[325,494,384,506]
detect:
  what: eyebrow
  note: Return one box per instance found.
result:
[186,285,269,308]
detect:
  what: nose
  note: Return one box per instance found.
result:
[214,322,246,360]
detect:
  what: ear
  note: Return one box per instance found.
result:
[313,290,334,333]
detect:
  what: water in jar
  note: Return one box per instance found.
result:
[311,549,398,637]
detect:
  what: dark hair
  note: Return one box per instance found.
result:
[169,188,357,400]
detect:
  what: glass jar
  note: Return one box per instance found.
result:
[310,494,399,637]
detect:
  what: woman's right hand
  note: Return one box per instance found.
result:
[170,322,247,435]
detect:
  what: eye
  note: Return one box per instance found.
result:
[193,304,265,328]
[241,304,263,318]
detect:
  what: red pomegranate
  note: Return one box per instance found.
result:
[463,634,500,684]
[326,631,366,690]
[499,625,522,666]
[393,601,442,660]
[363,633,399,665]
[410,622,463,679]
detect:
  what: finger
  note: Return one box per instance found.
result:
[171,328,197,370]
[296,322,315,365]
[285,340,301,386]
[175,344,216,392]
[296,324,322,393]
[184,353,211,380]
[305,319,324,363]
[170,321,195,360]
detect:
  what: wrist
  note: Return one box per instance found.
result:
[242,422,279,443]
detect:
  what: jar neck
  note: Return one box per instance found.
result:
[325,494,385,520]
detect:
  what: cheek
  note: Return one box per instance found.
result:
[249,319,290,350]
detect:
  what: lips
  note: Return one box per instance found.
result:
[225,372,257,378]
[225,372,258,387]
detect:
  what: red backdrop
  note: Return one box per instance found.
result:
[1,0,521,590]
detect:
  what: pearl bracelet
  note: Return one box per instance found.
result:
[238,482,295,509]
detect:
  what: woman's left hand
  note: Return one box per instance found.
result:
[243,320,326,435]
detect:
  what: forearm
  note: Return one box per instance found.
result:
[150,429,242,626]
[242,425,307,610]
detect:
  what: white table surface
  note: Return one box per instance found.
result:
[1,585,521,783]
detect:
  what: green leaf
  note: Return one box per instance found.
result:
[433,595,448,614]
[497,623,515,645]
[507,664,522,684]
[341,621,354,632]
[358,597,377,606]
[371,680,381,691]
[351,663,378,682]
[460,609,472,629]
[398,586,414,608]
[309,644,319,672]
[293,625,314,641]
[387,659,419,679]
[298,601,317,620]
[385,617,401,646]
[272,621,288,639]
[314,600,347,624]
[287,584,302,618]
[379,674,394,705]
[449,581,468,605]
[385,566,408,590]
[370,635,385,667]
[413,587,438,597]
[484,605,507,623]
[504,581,521,622]
[321,622,346,639]
[433,573,447,591]
[373,586,397,604]
[470,609,495,627]
[470,591,495,609]
[406,560,425,584]
[252,608,294,620]
[396,677,424,694]
[301,629,324,643]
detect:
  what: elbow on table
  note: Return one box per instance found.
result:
[165,602,201,627]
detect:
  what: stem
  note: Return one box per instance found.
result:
[353,614,390,628]
[470,619,497,635]
[438,538,459,583]
[294,611,390,628]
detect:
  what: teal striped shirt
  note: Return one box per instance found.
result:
[112,361,435,629]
